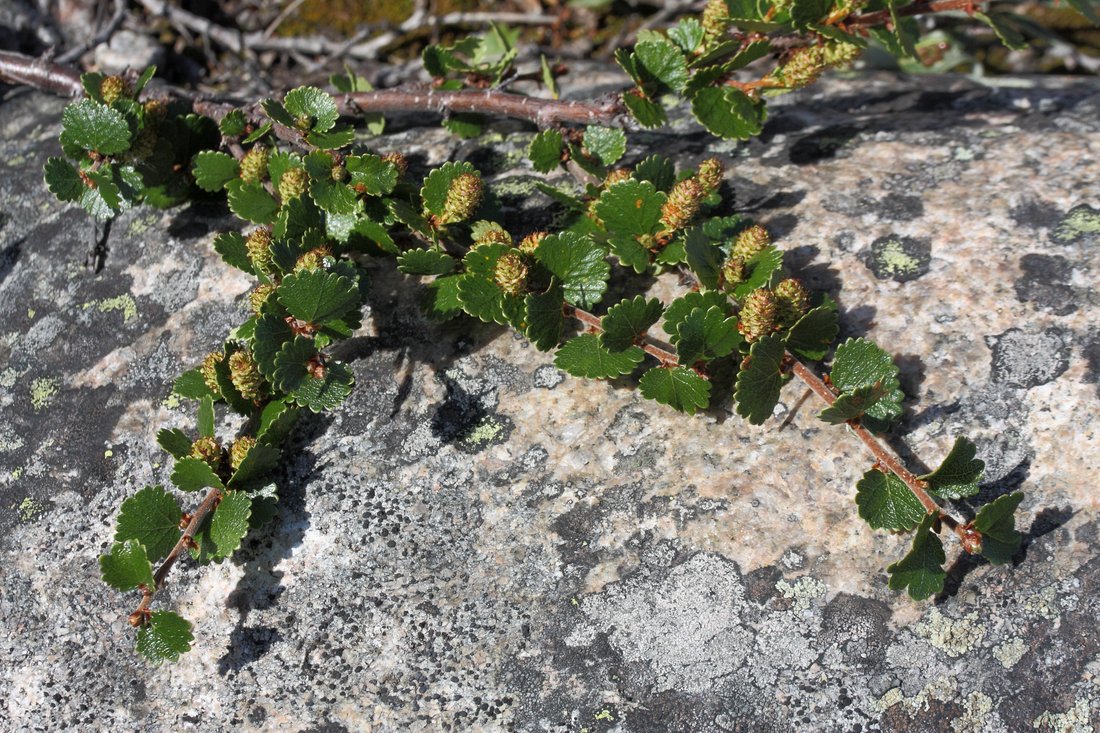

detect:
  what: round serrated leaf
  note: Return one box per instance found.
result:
[595,179,665,238]
[226,180,279,224]
[524,284,565,352]
[675,306,741,364]
[208,490,252,559]
[136,611,194,664]
[284,86,339,132]
[100,539,155,591]
[691,87,766,141]
[277,270,359,324]
[662,291,730,341]
[600,296,664,353]
[785,301,839,361]
[622,90,667,129]
[171,457,224,493]
[528,130,564,173]
[919,436,984,500]
[733,334,787,425]
[634,38,689,92]
[554,334,644,379]
[886,513,946,601]
[583,126,626,167]
[43,157,83,202]
[192,151,239,192]
[291,360,354,412]
[114,486,182,563]
[60,99,132,154]
[346,154,398,196]
[309,178,357,215]
[855,468,925,531]
[533,231,610,309]
[272,336,317,393]
[397,248,456,276]
[639,366,711,415]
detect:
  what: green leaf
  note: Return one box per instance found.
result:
[734,334,787,425]
[226,180,279,225]
[156,428,192,459]
[855,468,926,531]
[219,109,248,137]
[668,17,705,54]
[608,235,651,274]
[192,151,239,192]
[784,300,839,360]
[346,154,398,196]
[80,169,123,220]
[887,513,946,601]
[639,366,711,415]
[197,395,215,438]
[685,226,723,290]
[456,275,512,326]
[192,490,252,561]
[1066,0,1099,24]
[634,154,675,191]
[662,291,730,341]
[114,485,182,563]
[887,1,919,59]
[243,121,273,144]
[622,90,667,128]
[272,336,317,393]
[171,457,224,493]
[528,130,564,173]
[691,87,766,141]
[80,71,106,102]
[534,231,610,309]
[829,338,904,433]
[974,11,1027,51]
[277,270,359,324]
[253,311,294,380]
[583,126,627,167]
[283,86,339,132]
[135,611,193,664]
[60,99,132,154]
[257,399,299,443]
[309,178,357,215]
[790,0,832,27]
[731,246,784,299]
[554,333,644,379]
[422,274,464,320]
[226,440,281,488]
[818,382,889,424]
[100,539,155,591]
[524,284,565,351]
[443,113,483,139]
[973,492,1024,565]
[173,369,215,400]
[600,296,663,353]
[212,232,254,275]
[634,37,690,92]
[248,483,280,529]
[44,157,83,202]
[307,125,356,149]
[594,179,665,238]
[421,161,477,216]
[920,437,984,500]
[676,306,741,364]
[293,360,355,412]
[397,248,456,276]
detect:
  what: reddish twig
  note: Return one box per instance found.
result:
[848,0,982,26]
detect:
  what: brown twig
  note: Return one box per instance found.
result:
[0,50,82,97]
[848,0,981,26]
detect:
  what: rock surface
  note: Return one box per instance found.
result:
[1,69,1099,732]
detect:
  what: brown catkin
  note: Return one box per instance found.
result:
[731,225,771,260]
[721,256,746,290]
[248,283,276,315]
[278,166,308,200]
[190,436,223,470]
[696,158,724,194]
[493,252,528,297]
[439,173,483,225]
[518,231,548,255]
[739,289,778,343]
[201,351,224,393]
[240,145,270,184]
[228,350,264,401]
[230,436,257,471]
[660,177,706,232]
[245,228,273,272]
[382,152,408,177]
[774,278,810,327]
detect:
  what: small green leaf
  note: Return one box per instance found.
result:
[974,11,1027,50]
[227,441,281,489]
[212,232,254,275]
[192,490,252,561]
[80,169,123,220]
[422,274,464,320]
[855,468,926,531]
[1066,0,1099,24]
[192,151,239,192]
[307,125,356,149]
[534,231,610,309]
[171,457,224,493]
[243,121,273,144]
[622,90,667,129]
[790,0,832,27]
[662,291,730,341]
[277,269,359,324]
[540,54,560,99]
[583,126,627,167]
[114,485,182,563]
[973,492,1024,565]
[676,306,741,364]
[684,226,723,290]
[397,248,456,276]
[272,336,317,394]
[668,17,705,54]
[639,366,711,415]
[173,369,215,400]
[293,360,355,412]
[734,334,787,425]
[100,539,155,591]
[219,109,248,136]
[443,113,483,139]
[634,154,675,191]
[524,284,565,351]
[80,71,105,102]
[691,87,766,141]
[253,311,294,380]
[284,86,339,132]
[829,337,904,433]
[156,428,192,459]
[920,437,984,500]
[528,130,564,173]
[887,513,946,601]
[456,274,522,327]
[554,333,644,379]
[594,179,665,238]
[608,235,651,274]
[818,382,888,424]
[784,300,839,360]
[346,154,398,196]
[731,246,784,299]
[257,399,299,444]
[887,1,920,59]
[135,611,193,664]
[248,483,280,529]
[634,37,690,92]
[309,178,357,215]
[421,161,477,217]
[44,157,83,202]
[600,296,663,353]
[197,395,215,438]
[226,180,279,224]
[60,99,132,154]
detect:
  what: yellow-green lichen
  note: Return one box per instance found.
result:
[15,497,46,522]
[775,576,826,613]
[465,416,505,447]
[874,239,923,279]
[594,710,614,722]
[83,294,138,323]
[1032,696,1093,733]
[914,609,986,658]
[993,637,1028,668]
[30,377,59,412]
[1051,205,1100,244]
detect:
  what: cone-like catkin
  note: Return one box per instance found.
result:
[245,228,273,273]
[230,436,257,471]
[439,173,483,225]
[739,289,778,342]
[773,46,829,90]
[702,0,728,44]
[382,152,408,177]
[201,351,224,393]
[518,231,548,255]
[294,245,333,272]
[660,177,706,232]
[731,225,771,260]
[603,168,633,188]
[278,167,308,201]
[228,350,264,401]
[240,145,270,184]
[493,252,528,297]
[774,278,810,327]
[721,256,746,290]
[696,158,724,194]
[190,436,222,470]
[100,75,128,104]
[249,283,276,315]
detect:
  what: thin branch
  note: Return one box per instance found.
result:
[848,0,980,26]
[0,50,82,96]
[56,0,129,64]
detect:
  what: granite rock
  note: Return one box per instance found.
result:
[1,69,1099,732]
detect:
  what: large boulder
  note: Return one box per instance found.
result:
[1,70,1098,731]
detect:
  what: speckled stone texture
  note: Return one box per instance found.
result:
[1,70,1099,732]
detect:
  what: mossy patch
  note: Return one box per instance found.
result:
[30,376,59,412]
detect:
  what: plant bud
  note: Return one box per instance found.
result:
[731,224,771,260]
[190,436,223,470]
[294,245,333,272]
[201,351,224,393]
[702,0,728,44]
[773,46,829,90]
[439,172,483,225]
[660,177,705,232]
[518,231,548,255]
[696,158,724,194]
[493,251,528,297]
[474,223,512,246]
[143,99,168,122]
[278,166,308,200]
[230,436,257,471]
[774,278,810,327]
[823,41,862,67]
[248,283,276,315]
[240,145,270,184]
[382,152,408,177]
[331,163,346,182]
[721,256,746,290]
[739,289,778,342]
[100,75,128,104]
[603,168,633,188]
[245,228,273,272]
[228,350,264,401]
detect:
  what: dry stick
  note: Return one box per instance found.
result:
[847,0,980,26]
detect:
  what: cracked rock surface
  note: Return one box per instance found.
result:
[1,69,1099,731]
